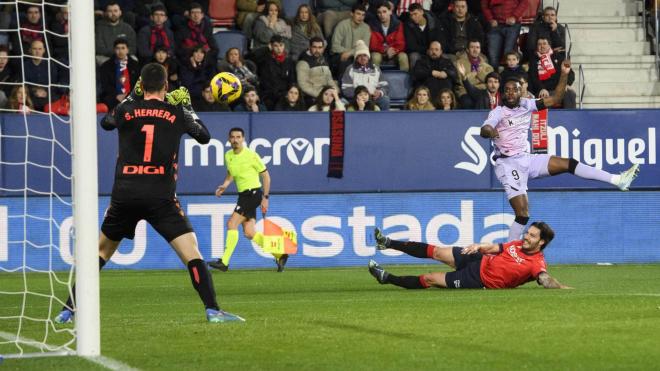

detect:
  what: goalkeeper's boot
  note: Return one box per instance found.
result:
[368,260,389,284]
[616,163,640,191]
[166,86,191,106]
[276,254,289,273]
[374,228,390,250]
[206,308,245,323]
[208,259,229,272]
[54,309,74,324]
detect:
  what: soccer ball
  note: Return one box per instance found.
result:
[210,72,242,104]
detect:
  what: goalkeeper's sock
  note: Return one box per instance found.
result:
[63,257,106,311]
[187,259,219,311]
[221,229,239,265]
[387,240,435,259]
[386,274,428,289]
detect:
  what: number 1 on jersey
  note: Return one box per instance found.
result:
[141,124,154,162]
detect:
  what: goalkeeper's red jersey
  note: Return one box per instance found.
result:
[479,240,547,289]
[103,98,210,200]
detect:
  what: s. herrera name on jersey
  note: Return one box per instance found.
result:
[184,137,330,167]
[456,126,656,175]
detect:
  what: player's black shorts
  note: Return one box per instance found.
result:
[445,247,485,289]
[234,188,263,220]
[101,198,193,242]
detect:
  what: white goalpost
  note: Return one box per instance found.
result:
[0,0,99,360]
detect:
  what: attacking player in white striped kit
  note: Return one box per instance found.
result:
[480,60,640,241]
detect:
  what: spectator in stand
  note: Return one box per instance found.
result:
[317,0,358,39]
[163,0,208,29]
[137,5,175,63]
[13,5,44,54]
[274,84,307,111]
[23,40,62,111]
[0,46,19,108]
[48,6,69,63]
[308,85,345,111]
[341,40,390,110]
[406,85,436,110]
[252,1,292,50]
[248,35,296,110]
[437,87,458,110]
[432,0,483,19]
[8,85,33,113]
[411,40,457,100]
[528,36,576,108]
[440,0,484,59]
[457,63,500,109]
[346,85,380,111]
[331,3,371,78]
[404,3,447,69]
[95,1,137,66]
[150,46,179,89]
[218,47,260,90]
[499,50,527,86]
[395,0,427,17]
[95,0,138,28]
[296,36,337,105]
[175,2,218,64]
[526,6,565,59]
[0,4,12,47]
[519,74,534,98]
[454,39,493,108]
[133,0,168,30]
[482,0,529,67]
[290,4,325,62]
[195,85,230,111]
[369,2,409,71]
[179,45,217,108]
[237,0,281,39]
[99,38,139,110]
[234,84,267,112]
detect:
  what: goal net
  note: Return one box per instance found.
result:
[0,0,98,359]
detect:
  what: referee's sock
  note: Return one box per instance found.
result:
[386,274,428,289]
[387,240,434,259]
[62,257,107,312]
[187,259,219,311]
[221,229,239,265]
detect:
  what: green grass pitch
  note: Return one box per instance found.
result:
[1,264,660,370]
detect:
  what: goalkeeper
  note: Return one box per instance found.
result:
[55,63,243,324]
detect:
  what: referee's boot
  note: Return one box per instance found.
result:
[276,254,289,272]
[616,163,640,191]
[208,259,229,272]
[368,260,389,284]
[374,228,390,250]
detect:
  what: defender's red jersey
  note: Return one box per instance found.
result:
[479,240,547,289]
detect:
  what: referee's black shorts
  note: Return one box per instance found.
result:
[234,188,263,220]
[101,198,193,242]
[444,247,485,289]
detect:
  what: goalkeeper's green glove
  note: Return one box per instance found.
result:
[166,86,192,106]
[131,76,143,98]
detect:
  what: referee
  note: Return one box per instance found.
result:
[209,128,288,272]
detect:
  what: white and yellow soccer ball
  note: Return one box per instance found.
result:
[210,72,242,104]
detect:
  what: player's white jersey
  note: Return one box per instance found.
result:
[481,98,539,157]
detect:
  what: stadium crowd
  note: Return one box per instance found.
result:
[0,0,577,114]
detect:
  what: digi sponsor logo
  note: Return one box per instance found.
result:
[184,137,329,167]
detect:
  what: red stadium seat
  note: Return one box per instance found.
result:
[208,0,237,28]
[521,0,541,25]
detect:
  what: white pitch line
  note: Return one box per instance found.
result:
[0,330,140,371]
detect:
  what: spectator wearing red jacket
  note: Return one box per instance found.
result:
[369,2,409,71]
[481,0,528,67]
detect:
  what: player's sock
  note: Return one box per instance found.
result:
[387,240,434,259]
[386,274,428,289]
[571,160,616,184]
[187,259,219,310]
[221,229,239,265]
[62,257,107,312]
[508,216,529,241]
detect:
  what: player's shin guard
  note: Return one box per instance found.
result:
[387,240,434,259]
[508,216,529,241]
[222,229,239,265]
[386,274,428,289]
[63,257,107,312]
[187,259,219,310]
